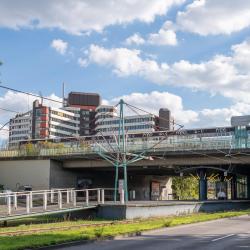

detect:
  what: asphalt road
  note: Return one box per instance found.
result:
[56,215,250,250]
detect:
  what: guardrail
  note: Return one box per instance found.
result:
[0,188,117,220]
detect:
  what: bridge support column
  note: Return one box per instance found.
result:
[231,175,237,200]
[247,176,250,200]
[199,169,207,201]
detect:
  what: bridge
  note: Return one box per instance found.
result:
[0,127,250,202]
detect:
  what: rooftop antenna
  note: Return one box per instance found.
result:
[39,91,43,105]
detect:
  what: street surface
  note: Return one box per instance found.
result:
[56,215,250,250]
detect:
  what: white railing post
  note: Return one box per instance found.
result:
[86,190,89,206]
[43,191,47,211]
[58,191,62,209]
[73,191,76,207]
[66,190,70,204]
[120,189,125,204]
[70,189,74,202]
[97,189,100,204]
[26,194,30,214]
[101,189,105,204]
[50,189,54,203]
[14,193,17,210]
[7,195,11,215]
[29,192,33,209]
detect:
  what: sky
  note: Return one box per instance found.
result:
[1,0,250,141]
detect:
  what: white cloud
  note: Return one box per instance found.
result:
[78,57,88,68]
[125,33,145,46]
[0,91,62,126]
[88,44,169,81]
[176,0,250,35]
[125,21,177,46]
[0,0,186,35]
[106,91,198,126]
[51,39,68,55]
[148,21,177,46]
[87,39,250,104]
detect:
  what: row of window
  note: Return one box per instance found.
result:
[10,119,31,124]
[10,124,31,129]
[9,130,30,135]
[96,117,154,126]
[99,124,154,132]
[50,125,78,133]
[51,118,78,127]
[51,110,78,120]
[9,136,28,141]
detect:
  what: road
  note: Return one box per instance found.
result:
[55,215,250,250]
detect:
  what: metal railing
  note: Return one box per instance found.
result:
[0,136,249,158]
[0,188,117,219]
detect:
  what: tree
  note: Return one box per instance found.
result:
[172,176,199,200]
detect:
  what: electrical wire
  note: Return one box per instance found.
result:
[0,85,63,104]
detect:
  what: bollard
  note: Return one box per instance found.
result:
[26,194,30,214]
[58,191,62,209]
[43,191,47,211]
[86,190,89,206]
[7,196,11,215]
[101,189,105,204]
[50,189,54,203]
[14,193,17,210]
[120,189,125,204]
[66,190,70,204]
[29,192,33,209]
[97,189,100,204]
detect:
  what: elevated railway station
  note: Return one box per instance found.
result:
[1,120,250,203]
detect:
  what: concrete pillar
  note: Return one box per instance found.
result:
[231,175,237,200]
[199,169,207,201]
[247,176,250,200]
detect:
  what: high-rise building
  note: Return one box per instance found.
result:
[8,92,101,147]
[32,100,80,139]
[66,92,101,135]
[9,111,32,148]
[95,105,174,135]
[158,108,174,131]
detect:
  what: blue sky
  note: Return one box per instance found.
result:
[1,0,250,140]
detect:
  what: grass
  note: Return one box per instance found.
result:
[0,210,250,250]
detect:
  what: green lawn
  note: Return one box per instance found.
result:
[1,210,250,250]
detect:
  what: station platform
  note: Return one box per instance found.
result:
[97,200,250,219]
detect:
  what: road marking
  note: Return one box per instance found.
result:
[212,234,235,242]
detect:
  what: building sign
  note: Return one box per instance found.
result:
[151,181,160,199]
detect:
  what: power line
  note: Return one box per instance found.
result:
[0,85,63,104]
[0,107,19,113]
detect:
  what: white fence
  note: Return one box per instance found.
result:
[0,188,117,219]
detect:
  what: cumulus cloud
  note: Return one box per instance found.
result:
[0,0,185,35]
[125,21,177,46]
[176,0,250,35]
[51,39,68,55]
[125,33,145,46]
[87,39,250,104]
[0,91,62,127]
[148,21,177,46]
[105,91,198,126]
[78,57,88,68]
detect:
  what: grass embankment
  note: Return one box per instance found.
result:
[1,210,250,250]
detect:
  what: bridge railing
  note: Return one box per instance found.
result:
[0,188,116,220]
[0,137,247,158]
